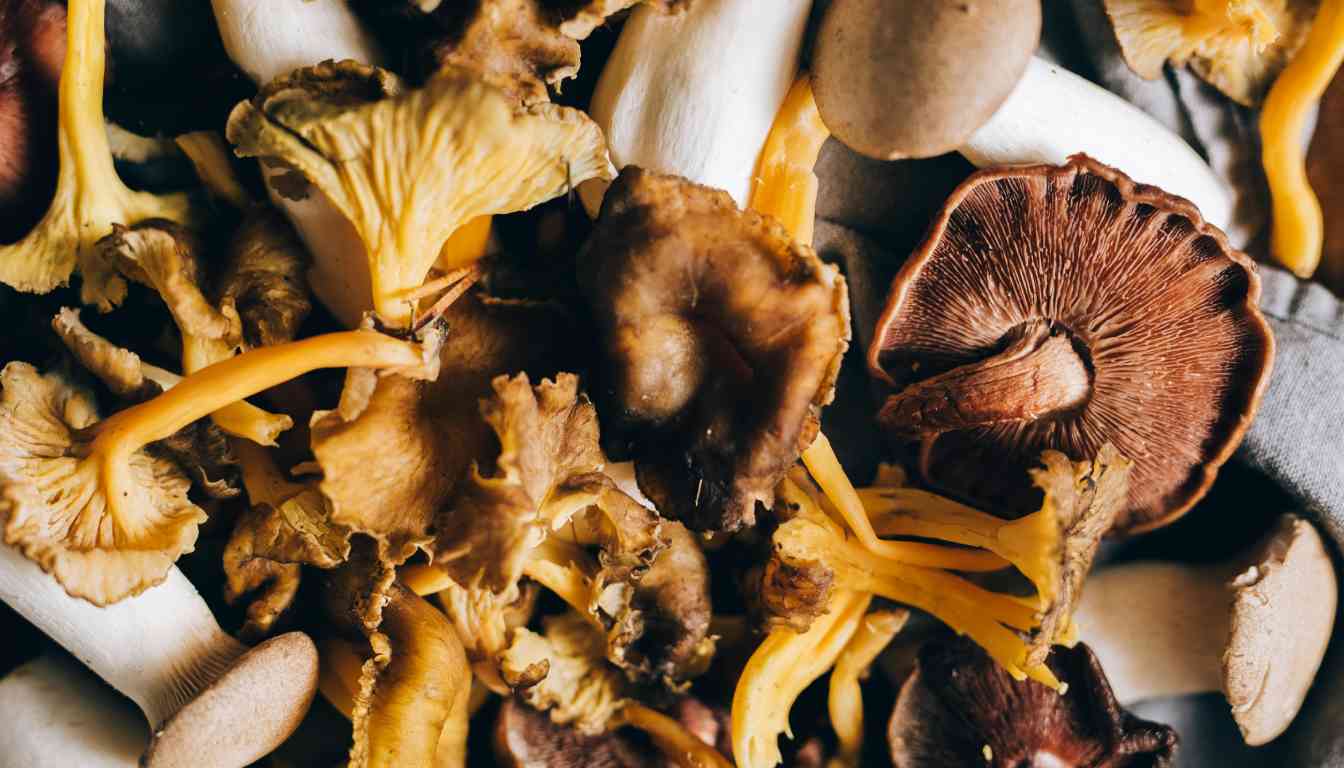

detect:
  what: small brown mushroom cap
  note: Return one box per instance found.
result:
[889,638,1178,768]
[143,631,318,768]
[869,154,1273,533]
[812,0,1041,161]
[1224,515,1338,746]
[494,697,646,768]
[580,167,850,533]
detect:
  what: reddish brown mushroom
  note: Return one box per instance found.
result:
[868,154,1273,534]
[580,167,850,533]
[889,638,1178,768]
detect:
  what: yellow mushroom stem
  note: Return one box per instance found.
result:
[748,73,830,245]
[828,610,909,768]
[436,216,493,274]
[619,702,735,768]
[780,519,1054,687]
[0,0,194,302]
[180,333,294,446]
[175,131,253,209]
[1262,0,1344,277]
[861,485,1061,609]
[731,590,872,768]
[134,361,290,447]
[88,330,424,511]
[801,433,1013,571]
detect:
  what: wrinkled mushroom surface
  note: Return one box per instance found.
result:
[869,154,1273,534]
[889,639,1178,768]
[1104,0,1318,106]
[581,168,850,533]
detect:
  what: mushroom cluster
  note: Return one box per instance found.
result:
[0,0,1335,767]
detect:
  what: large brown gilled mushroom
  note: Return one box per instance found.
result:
[580,167,850,533]
[868,154,1273,533]
[889,638,1178,768]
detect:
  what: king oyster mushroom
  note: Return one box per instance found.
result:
[1073,515,1337,746]
[868,154,1274,533]
[889,638,1179,767]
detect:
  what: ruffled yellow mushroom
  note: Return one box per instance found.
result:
[0,330,431,605]
[226,60,613,326]
[0,0,195,309]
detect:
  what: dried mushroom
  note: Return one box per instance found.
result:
[311,296,577,565]
[580,168,850,533]
[1104,0,1318,106]
[870,155,1273,534]
[888,639,1177,768]
[219,209,313,349]
[0,0,196,309]
[499,611,628,734]
[368,0,685,104]
[226,59,613,326]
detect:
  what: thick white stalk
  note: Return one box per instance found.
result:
[210,0,381,85]
[0,656,147,768]
[962,57,1233,231]
[0,542,243,729]
[584,0,812,214]
[1071,562,1231,704]
[0,541,317,768]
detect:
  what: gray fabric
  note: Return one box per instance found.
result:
[1246,268,1344,537]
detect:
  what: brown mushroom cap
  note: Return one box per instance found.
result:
[868,154,1273,534]
[812,0,1040,161]
[889,638,1177,768]
[143,631,318,768]
[580,167,850,533]
[494,697,647,768]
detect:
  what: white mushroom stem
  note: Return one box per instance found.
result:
[0,655,147,768]
[961,57,1233,232]
[0,542,318,767]
[211,0,383,327]
[1072,516,1337,746]
[582,0,813,214]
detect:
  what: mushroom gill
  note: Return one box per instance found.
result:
[869,154,1273,534]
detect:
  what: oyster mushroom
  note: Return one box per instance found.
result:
[1103,0,1318,106]
[868,155,1274,534]
[888,638,1178,768]
[579,168,850,533]
[0,542,318,768]
[1072,515,1337,746]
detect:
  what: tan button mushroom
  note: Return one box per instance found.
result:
[812,0,1040,162]
[868,155,1274,533]
[0,543,318,768]
[0,655,147,768]
[811,0,1234,230]
[1072,515,1338,746]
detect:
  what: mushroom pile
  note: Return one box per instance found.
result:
[0,0,1337,767]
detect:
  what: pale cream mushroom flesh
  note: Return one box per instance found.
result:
[0,655,147,768]
[1072,515,1337,746]
[0,542,319,768]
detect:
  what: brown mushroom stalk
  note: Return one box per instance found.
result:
[1071,515,1337,746]
[617,702,734,768]
[869,155,1273,534]
[888,638,1178,767]
[877,323,1091,437]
